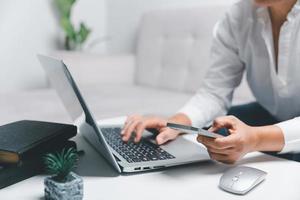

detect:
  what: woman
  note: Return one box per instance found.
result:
[122,0,300,164]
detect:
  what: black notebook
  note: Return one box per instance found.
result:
[0,140,77,189]
[0,120,77,164]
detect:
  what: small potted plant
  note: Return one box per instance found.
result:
[44,148,83,200]
[54,0,91,51]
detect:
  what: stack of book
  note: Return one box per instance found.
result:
[0,120,77,189]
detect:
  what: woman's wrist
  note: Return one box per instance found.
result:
[251,125,285,152]
[168,113,192,126]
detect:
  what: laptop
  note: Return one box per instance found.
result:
[37,55,210,173]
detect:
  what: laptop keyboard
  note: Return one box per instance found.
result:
[101,127,175,163]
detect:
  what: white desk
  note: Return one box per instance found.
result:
[1,116,300,200]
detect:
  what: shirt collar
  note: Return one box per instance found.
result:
[287,0,300,21]
[255,0,300,23]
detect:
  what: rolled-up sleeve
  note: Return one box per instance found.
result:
[276,117,300,153]
[178,10,245,128]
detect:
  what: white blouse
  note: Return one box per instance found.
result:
[179,0,300,153]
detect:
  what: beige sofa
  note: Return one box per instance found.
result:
[0,6,254,125]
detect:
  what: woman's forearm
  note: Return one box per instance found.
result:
[253,125,285,152]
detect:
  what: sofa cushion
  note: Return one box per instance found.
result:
[136,6,229,93]
[78,84,192,119]
[0,82,254,126]
[82,84,254,120]
[0,86,192,125]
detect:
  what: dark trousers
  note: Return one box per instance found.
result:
[227,102,299,162]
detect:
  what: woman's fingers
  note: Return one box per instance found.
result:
[134,118,167,143]
[209,115,238,132]
[122,120,141,142]
[207,147,235,155]
[208,152,236,164]
[122,115,141,135]
[208,151,226,160]
[202,116,254,164]
[127,116,180,145]
[122,115,168,143]
[197,135,235,149]
[122,115,144,141]
[156,128,180,145]
[134,122,147,143]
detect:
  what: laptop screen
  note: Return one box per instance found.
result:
[37,55,121,172]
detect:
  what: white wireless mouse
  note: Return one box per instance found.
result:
[219,166,267,195]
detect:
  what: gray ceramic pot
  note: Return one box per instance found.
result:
[44,172,83,200]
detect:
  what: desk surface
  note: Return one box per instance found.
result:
[0,117,300,200]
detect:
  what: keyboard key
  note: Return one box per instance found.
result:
[101,127,175,163]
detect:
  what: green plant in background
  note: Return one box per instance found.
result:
[54,0,91,50]
[44,148,78,182]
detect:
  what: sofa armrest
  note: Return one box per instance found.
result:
[53,51,136,86]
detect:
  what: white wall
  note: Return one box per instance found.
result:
[106,0,237,54]
[0,0,58,91]
[0,0,106,92]
[0,0,236,91]
[72,0,107,53]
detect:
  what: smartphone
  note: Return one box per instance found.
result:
[166,123,222,138]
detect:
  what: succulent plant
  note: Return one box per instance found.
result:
[54,0,91,50]
[44,148,78,182]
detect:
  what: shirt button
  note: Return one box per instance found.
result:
[232,176,239,182]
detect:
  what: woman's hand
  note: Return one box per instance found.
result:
[197,115,285,164]
[197,116,259,164]
[121,113,191,145]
